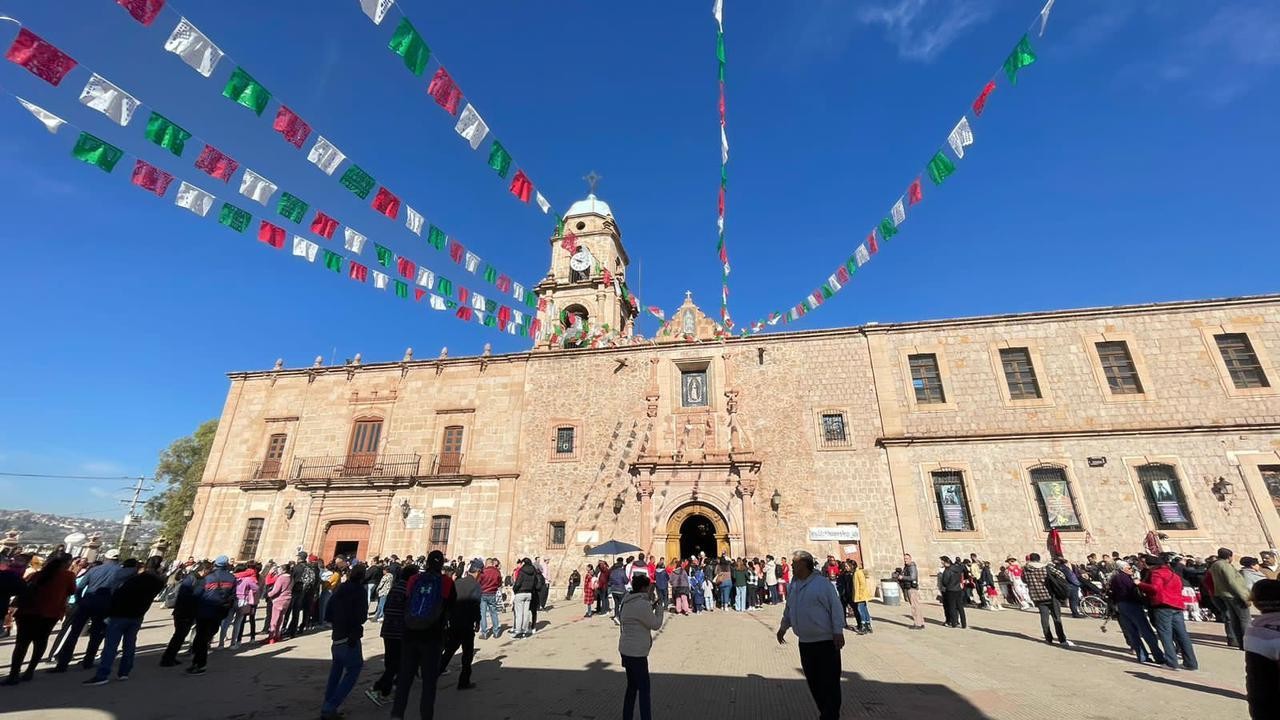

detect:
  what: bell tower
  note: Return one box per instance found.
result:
[533,176,637,349]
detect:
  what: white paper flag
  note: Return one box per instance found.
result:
[291,236,319,262]
[373,271,390,290]
[454,104,490,151]
[1039,0,1056,36]
[415,267,435,289]
[947,117,974,159]
[307,136,346,175]
[16,97,65,134]
[512,283,525,302]
[828,273,842,293]
[854,243,871,267]
[359,0,396,24]
[713,0,723,30]
[405,206,424,235]
[239,169,278,206]
[174,181,215,217]
[535,192,550,214]
[891,198,906,226]
[429,295,448,311]
[344,227,367,254]
[720,126,729,165]
[78,74,139,127]
[464,251,481,274]
[165,18,224,78]
[471,293,486,311]
[513,309,524,326]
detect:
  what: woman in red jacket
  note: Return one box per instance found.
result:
[1139,555,1199,671]
[582,565,597,617]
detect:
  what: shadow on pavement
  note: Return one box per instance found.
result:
[1126,671,1247,701]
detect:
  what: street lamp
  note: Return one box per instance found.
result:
[284,502,295,520]
[770,489,782,512]
[613,495,625,515]
[400,499,412,519]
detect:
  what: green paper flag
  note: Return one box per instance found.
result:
[395,280,409,299]
[820,284,833,299]
[388,18,431,76]
[437,276,453,297]
[223,67,271,116]
[483,265,497,284]
[525,293,537,310]
[484,298,497,313]
[846,257,858,276]
[1003,35,1037,84]
[716,32,725,62]
[483,314,497,328]
[144,112,191,157]
[718,61,725,82]
[71,132,123,172]
[427,225,446,250]
[487,141,512,178]
[879,218,898,240]
[218,202,251,232]
[324,249,343,272]
[339,165,375,199]
[926,151,956,185]
[554,216,564,238]
[375,244,393,268]
[277,192,309,223]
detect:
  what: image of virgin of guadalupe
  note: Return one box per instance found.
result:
[683,373,707,406]
[682,310,696,336]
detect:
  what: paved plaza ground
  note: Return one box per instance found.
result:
[0,596,1252,719]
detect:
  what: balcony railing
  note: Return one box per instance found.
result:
[429,453,465,477]
[292,453,422,482]
[253,460,282,479]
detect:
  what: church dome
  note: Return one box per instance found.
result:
[565,193,612,218]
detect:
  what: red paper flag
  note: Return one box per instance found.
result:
[194,144,239,182]
[396,256,415,279]
[130,159,174,197]
[349,261,368,282]
[414,288,426,301]
[257,221,286,249]
[372,187,401,219]
[448,239,465,264]
[5,28,78,87]
[837,267,850,284]
[310,211,339,240]
[456,306,474,322]
[972,80,996,116]
[530,318,542,336]
[908,178,923,205]
[602,269,613,287]
[427,67,463,115]
[116,0,165,26]
[498,305,512,330]
[717,186,725,215]
[718,81,726,125]
[458,287,470,305]
[537,297,547,312]
[867,229,879,255]
[560,232,578,254]
[496,274,512,292]
[272,105,312,149]
[509,170,533,203]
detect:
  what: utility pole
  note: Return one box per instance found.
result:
[118,476,154,552]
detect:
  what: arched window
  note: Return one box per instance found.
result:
[1137,463,1194,530]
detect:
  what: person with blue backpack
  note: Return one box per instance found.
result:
[391,550,455,720]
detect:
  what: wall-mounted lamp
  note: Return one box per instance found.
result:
[284,502,295,520]
[613,495,625,515]
[400,499,412,519]
[182,507,194,521]
[1210,476,1234,500]
[770,489,783,512]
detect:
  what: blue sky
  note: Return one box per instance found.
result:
[1,0,1277,518]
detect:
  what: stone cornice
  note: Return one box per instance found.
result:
[876,421,1280,447]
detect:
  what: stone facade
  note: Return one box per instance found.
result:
[180,197,1280,582]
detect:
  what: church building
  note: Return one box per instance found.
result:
[179,193,1280,579]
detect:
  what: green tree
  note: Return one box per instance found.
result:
[145,419,217,559]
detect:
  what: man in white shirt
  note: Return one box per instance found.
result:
[777,550,844,720]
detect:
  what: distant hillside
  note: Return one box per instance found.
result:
[0,508,159,548]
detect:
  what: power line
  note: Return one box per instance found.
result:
[0,471,153,481]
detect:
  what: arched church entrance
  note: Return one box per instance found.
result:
[664,503,730,562]
[322,520,370,562]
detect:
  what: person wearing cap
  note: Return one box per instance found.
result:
[1138,554,1198,671]
[52,548,130,673]
[187,555,236,676]
[1245,578,1280,719]
[1209,546,1253,649]
[439,558,483,690]
[776,550,844,720]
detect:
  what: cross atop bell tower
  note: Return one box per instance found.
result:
[531,181,637,350]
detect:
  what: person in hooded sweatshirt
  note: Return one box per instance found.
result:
[618,574,663,720]
[321,563,367,720]
[1244,578,1280,720]
[188,556,236,675]
[512,558,539,639]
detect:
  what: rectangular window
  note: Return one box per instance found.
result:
[555,427,575,455]
[429,515,451,554]
[258,433,287,479]
[681,369,709,407]
[438,425,464,474]
[1137,464,1194,531]
[820,412,848,447]
[909,354,946,404]
[930,470,974,531]
[1215,333,1270,389]
[1096,341,1143,395]
[548,521,566,549]
[1260,465,1280,521]
[345,419,382,475]
[238,518,264,561]
[1000,347,1042,400]
[1030,467,1083,531]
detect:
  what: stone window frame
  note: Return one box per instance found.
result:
[1234,452,1280,546]
[987,340,1055,409]
[548,420,581,462]
[547,520,567,550]
[1197,324,1278,399]
[898,345,958,414]
[429,514,452,555]
[918,461,984,541]
[671,357,715,415]
[433,409,475,474]
[1018,460,1089,533]
[1082,332,1155,403]
[1121,456,1206,540]
[238,517,265,562]
[813,408,853,451]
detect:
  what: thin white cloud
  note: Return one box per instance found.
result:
[88,486,115,499]
[857,0,996,61]
[80,460,127,475]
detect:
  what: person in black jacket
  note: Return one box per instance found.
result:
[391,550,456,720]
[85,556,165,685]
[440,558,482,689]
[159,562,207,666]
[365,564,417,707]
[321,563,367,720]
[939,557,966,628]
